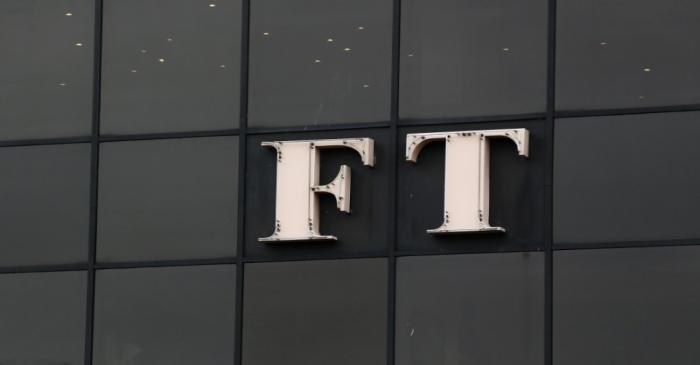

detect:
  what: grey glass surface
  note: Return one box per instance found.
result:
[396,253,544,365]
[93,265,236,364]
[554,112,700,245]
[0,144,90,266]
[400,0,547,119]
[0,271,86,364]
[248,0,392,128]
[97,137,238,262]
[100,0,241,135]
[555,246,700,365]
[0,0,93,140]
[557,0,700,110]
[243,259,387,365]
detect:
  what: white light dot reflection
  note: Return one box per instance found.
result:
[314,59,322,63]
[140,49,148,54]
[130,69,138,73]
[167,38,173,42]
[209,3,217,7]
[600,41,608,46]
[357,26,365,30]
[362,84,370,88]
[158,58,166,63]
[343,47,351,52]
[643,68,652,72]
[65,12,73,16]
[639,96,645,99]
[59,82,67,86]
[502,47,510,51]
[407,53,414,57]
[75,42,83,47]
[327,38,334,43]
[219,64,227,69]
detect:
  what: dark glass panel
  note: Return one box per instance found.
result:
[248,0,392,127]
[98,136,238,262]
[101,0,241,134]
[0,0,93,140]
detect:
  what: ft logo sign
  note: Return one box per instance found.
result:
[259,129,529,242]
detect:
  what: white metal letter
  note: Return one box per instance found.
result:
[259,138,375,242]
[406,129,529,234]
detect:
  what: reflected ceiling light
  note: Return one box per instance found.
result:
[59,82,67,86]
[643,68,652,72]
[131,69,138,73]
[167,38,173,42]
[407,53,414,57]
[220,64,227,68]
[600,41,608,46]
[263,32,270,36]
[639,96,645,99]
[362,84,369,88]
[357,26,365,30]
[343,47,351,52]
[314,59,322,63]
[209,3,216,7]
[327,38,334,42]
[502,47,510,51]
[75,42,83,47]
[158,58,166,63]
[140,49,147,53]
[65,12,73,16]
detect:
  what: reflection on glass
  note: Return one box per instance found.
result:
[557,0,700,109]
[248,0,392,127]
[0,0,94,140]
[400,0,547,119]
[100,0,241,134]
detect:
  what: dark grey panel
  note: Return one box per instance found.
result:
[555,246,700,365]
[0,144,90,266]
[557,0,700,110]
[248,0,392,128]
[245,129,390,259]
[243,259,387,365]
[400,0,547,119]
[93,265,236,364]
[0,271,86,364]
[100,0,241,134]
[397,121,546,253]
[554,112,700,245]
[0,0,93,140]
[396,252,544,365]
[98,137,238,262]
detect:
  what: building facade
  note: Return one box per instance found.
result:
[1,0,700,364]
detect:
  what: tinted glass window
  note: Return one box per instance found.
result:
[400,0,547,119]
[554,112,700,245]
[396,253,544,365]
[100,0,241,135]
[555,246,700,365]
[0,144,90,266]
[243,259,387,365]
[244,129,390,259]
[248,0,392,128]
[0,0,93,140]
[397,121,546,253]
[93,265,236,364]
[557,0,700,110]
[98,137,238,262]
[0,271,86,364]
